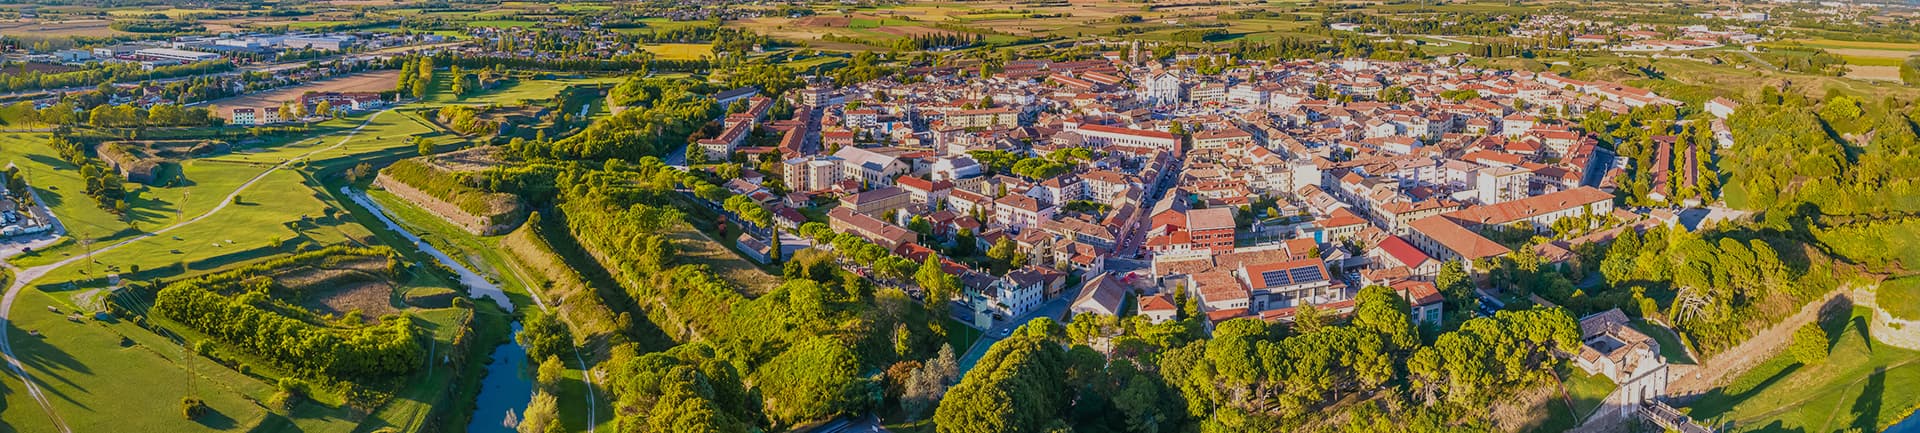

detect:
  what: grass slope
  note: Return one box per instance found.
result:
[1686,307,1920,432]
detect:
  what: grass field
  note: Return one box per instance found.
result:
[1685,307,1920,432]
[0,103,523,432]
[1630,319,1695,365]
[641,43,714,61]
[465,19,539,28]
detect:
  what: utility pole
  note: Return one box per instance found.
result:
[79,231,92,276]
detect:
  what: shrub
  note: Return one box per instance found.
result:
[181,397,208,419]
[1788,322,1829,365]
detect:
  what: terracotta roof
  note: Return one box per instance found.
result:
[1077,123,1179,140]
[1140,294,1177,313]
[1441,187,1612,226]
[1390,280,1443,306]
[1407,216,1510,260]
[1376,235,1433,268]
[1187,207,1236,231]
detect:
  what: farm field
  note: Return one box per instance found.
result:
[1686,307,1920,433]
[640,43,714,61]
[0,19,124,37]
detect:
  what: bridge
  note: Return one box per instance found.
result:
[1640,401,1713,433]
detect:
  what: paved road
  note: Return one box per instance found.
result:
[0,110,391,433]
[347,188,598,432]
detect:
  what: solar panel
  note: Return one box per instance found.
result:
[1288,267,1324,284]
[1260,270,1292,287]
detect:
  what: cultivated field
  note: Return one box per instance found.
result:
[0,19,123,37]
[641,43,715,61]
[209,70,401,119]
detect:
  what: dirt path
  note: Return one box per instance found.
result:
[0,110,391,433]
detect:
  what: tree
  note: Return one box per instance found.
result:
[518,391,560,433]
[181,397,208,420]
[537,356,566,392]
[1902,56,1920,86]
[415,136,435,156]
[516,311,573,363]
[1291,303,1329,334]
[1789,323,1829,365]
[314,100,334,118]
[1351,285,1418,350]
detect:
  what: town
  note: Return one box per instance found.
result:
[0,1,1912,433]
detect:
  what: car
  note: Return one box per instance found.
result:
[995,328,1013,338]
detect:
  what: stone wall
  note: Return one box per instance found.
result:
[374,171,523,235]
[1853,287,1920,351]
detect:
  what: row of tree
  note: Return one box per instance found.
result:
[149,247,424,379]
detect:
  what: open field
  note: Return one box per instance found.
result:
[1845,65,1904,82]
[0,105,499,432]
[641,43,715,61]
[1686,307,1920,433]
[427,74,621,106]
[210,70,402,119]
[0,19,124,37]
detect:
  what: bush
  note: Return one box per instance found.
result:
[1789,322,1829,365]
[181,397,208,419]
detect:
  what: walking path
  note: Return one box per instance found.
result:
[0,110,391,433]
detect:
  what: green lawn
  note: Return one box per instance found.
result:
[1562,365,1615,419]
[0,107,494,432]
[1630,319,1695,365]
[1685,307,1920,433]
[1880,276,1920,321]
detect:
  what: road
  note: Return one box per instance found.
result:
[347,188,598,432]
[0,109,392,433]
[955,284,1083,374]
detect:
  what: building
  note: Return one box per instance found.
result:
[840,186,909,217]
[834,146,910,188]
[1185,207,1236,253]
[1391,280,1444,325]
[993,194,1054,231]
[1575,309,1669,417]
[133,48,221,63]
[1369,235,1441,279]
[698,121,751,160]
[230,108,256,126]
[1070,272,1129,317]
[1070,123,1183,157]
[280,35,355,51]
[1142,71,1183,105]
[1237,258,1339,311]
[1706,97,1739,119]
[1138,294,1178,323]
[945,107,1021,129]
[827,207,916,250]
